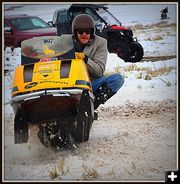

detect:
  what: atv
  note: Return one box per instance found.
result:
[50,4,144,63]
[10,35,94,150]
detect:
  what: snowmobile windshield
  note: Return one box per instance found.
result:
[21,35,76,64]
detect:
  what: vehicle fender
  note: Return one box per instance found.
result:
[110,25,130,31]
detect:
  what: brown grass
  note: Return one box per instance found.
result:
[49,166,59,179]
[106,63,176,81]
[82,164,99,180]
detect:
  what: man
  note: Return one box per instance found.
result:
[160,7,168,20]
[72,14,124,110]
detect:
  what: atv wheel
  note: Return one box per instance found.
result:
[108,42,131,62]
[129,42,144,63]
[72,89,94,143]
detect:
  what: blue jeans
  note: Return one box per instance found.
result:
[92,73,124,93]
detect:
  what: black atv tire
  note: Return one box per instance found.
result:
[108,41,131,62]
[129,42,144,63]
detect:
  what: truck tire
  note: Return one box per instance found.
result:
[108,42,131,62]
[129,42,144,63]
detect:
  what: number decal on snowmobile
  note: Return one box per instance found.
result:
[41,38,54,44]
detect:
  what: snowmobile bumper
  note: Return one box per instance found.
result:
[10,89,83,105]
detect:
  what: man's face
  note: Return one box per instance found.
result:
[76,28,91,44]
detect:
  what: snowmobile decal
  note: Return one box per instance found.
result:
[42,45,55,56]
[25,82,38,89]
[39,69,52,74]
[39,81,69,85]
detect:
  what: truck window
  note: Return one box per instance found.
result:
[4,22,11,32]
[57,12,68,23]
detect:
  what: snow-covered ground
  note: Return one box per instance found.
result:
[2,3,178,182]
[3,3,177,106]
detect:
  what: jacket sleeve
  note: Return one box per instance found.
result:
[86,37,107,78]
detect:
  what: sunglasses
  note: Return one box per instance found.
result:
[76,28,93,35]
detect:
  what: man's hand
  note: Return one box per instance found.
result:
[75,52,88,63]
[75,52,85,59]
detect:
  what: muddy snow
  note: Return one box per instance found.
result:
[2,3,177,182]
[4,101,176,181]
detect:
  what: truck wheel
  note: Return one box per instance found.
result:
[108,42,131,62]
[130,42,144,63]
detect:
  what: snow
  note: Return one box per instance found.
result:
[105,52,176,106]
[2,2,178,182]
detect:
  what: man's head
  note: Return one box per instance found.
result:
[72,14,95,45]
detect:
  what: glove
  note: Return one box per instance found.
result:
[75,52,88,63]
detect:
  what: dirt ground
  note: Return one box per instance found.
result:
[4,100,177,181]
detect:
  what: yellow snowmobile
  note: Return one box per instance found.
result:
[10,36,94,149]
